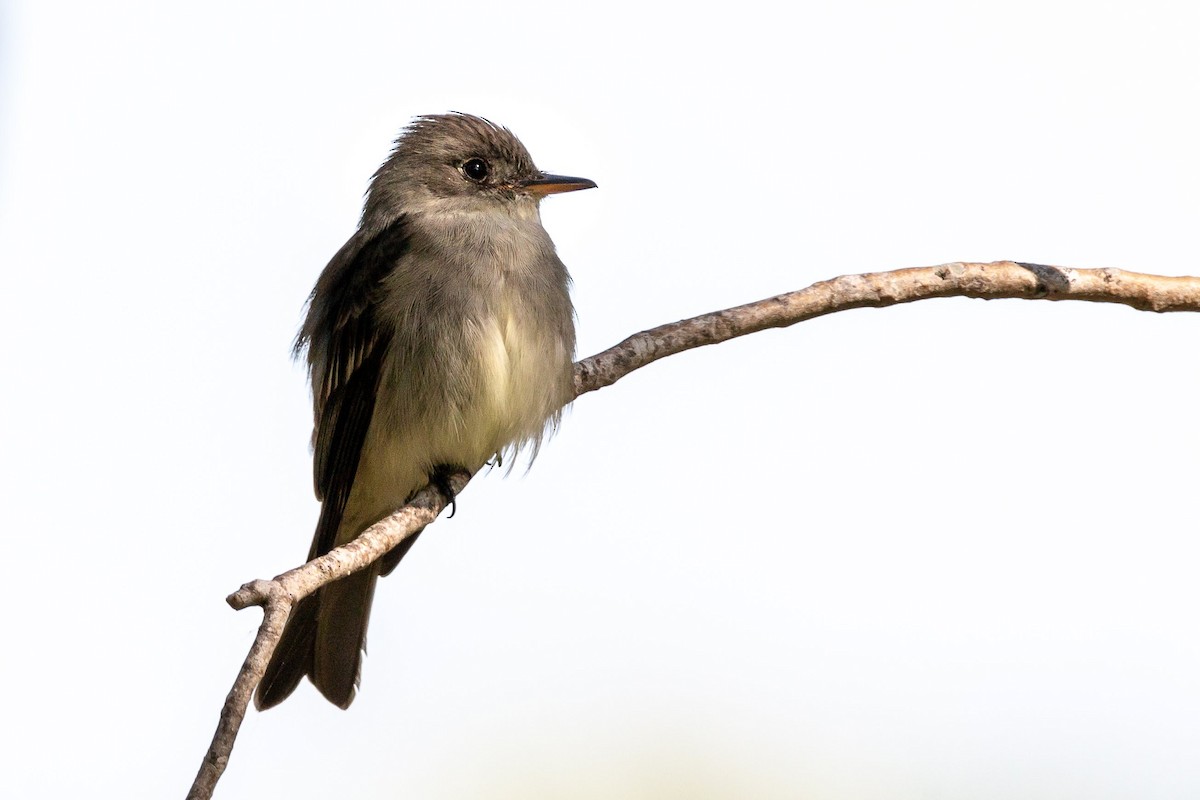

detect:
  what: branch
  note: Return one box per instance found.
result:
[190,260,1200,799]
[573,261,1200,397]
[187,472,470,800]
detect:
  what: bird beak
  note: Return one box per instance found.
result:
[521,173,598,198]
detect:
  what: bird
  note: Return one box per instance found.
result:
[255,113,595,710]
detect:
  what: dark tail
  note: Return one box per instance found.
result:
[253,568,376,710]
[254,530,423,710]
[255,591,319,710]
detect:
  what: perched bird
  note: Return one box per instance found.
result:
[256,113,595,710]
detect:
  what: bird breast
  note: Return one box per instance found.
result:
[472,291,568,445]
[376,209,573,473]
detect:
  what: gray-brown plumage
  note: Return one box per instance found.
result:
[256,113,595,710]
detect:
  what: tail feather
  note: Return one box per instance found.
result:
[254,522,425,710]
[255,593,319,710]
[312,565,380,709]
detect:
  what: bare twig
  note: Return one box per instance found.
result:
[573,261,1200,396]
[187,473,470,800]
[189,261,1200,799]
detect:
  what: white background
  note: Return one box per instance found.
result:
[3,1,1199,797]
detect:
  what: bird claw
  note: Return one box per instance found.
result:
[429,465,462,518]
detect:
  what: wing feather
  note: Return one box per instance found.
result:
[298,215,412,558]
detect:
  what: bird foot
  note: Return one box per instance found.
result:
[429,464,465,518]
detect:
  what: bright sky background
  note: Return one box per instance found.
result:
[3,2,1199,798]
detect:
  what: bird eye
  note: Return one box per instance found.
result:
[462,158,490,182]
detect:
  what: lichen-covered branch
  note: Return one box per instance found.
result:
[187,473,469,800]
[573,261,1200,397]
[190,260,1200,799]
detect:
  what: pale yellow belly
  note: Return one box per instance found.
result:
[335,309,569,544]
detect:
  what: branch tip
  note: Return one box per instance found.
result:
[226,579,275,611]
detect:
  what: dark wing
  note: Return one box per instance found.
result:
[301,215,412,559]
[256,215,414,710]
